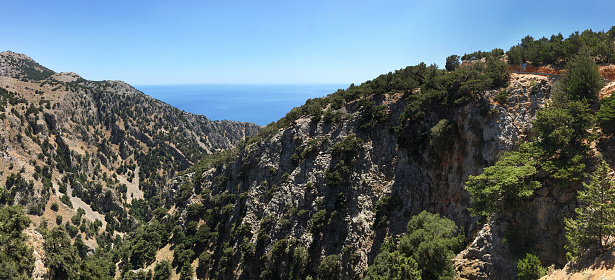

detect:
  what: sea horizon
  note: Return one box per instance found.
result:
[134,83,349,126]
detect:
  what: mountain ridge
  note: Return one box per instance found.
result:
[0,50,260,279]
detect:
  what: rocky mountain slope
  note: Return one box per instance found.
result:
[0,50,259,271]
[162,64,559,279]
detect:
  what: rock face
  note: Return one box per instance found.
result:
[454,216,517,280]
[166,73,555,278]
[454,178,578,279]
[24,227,47,280]
[453,75,580,279]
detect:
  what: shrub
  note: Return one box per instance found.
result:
[153,260,172,280]
[517,253,546,280]
[318,255,340,280]
[430,119,457,152]
[310,210,328,234]
[495,89,509,104]
[331,134,363,159]
[367,210,463,279]
[60,194,72,209]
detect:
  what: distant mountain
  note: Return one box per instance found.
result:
[0,50,259,278]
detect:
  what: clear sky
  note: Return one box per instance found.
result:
[1,0,613,85]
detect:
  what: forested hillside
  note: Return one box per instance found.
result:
[0,51,259,279]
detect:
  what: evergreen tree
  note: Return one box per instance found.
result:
[531,101,594,180]
[565,160,615,259]
[364,249,421,280]
[365,211,462,280]
[153,260,172,280]
[517,253,546,280]
[445,55,460,71]
[465,148,541,216]
[45,226,81,280]
[401,211,461,280]
[318,255,340,280]
[0,205,34,280]
[485,54,510,88]
[558,47,604,103]
[596,94,615,135]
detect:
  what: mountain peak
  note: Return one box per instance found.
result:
[51,72,83,83]
[0,50,55,81]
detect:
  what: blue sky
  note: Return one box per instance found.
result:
[1,0,613,85]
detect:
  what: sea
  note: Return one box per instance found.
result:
[135,84,349,126]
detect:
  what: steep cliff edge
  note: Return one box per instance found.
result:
[166,70,553,278]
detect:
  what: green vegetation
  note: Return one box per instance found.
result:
[464,29,609,272]
[0,206,34,280]
[506,28,615,66]
[465,148,540,216]
[485,55,510,88]
[318,255,341,280]
[331,134,364,159]
[532,100,593,180]
[466,45,603,217]
[311,209,328,234]
[461,48,504,61]
[531,49,599,181]
[372,194,401,229]
[429,119,457,153]
[445,54,460,71]
[597,94,615,134]
[259,238,310,280]
[365,211,463,280]
[2,53,55,81]
[1,27,613,280]
[60,194,73,208]
[565,160,615,259]
[495,89,509,104]
[557,47,604,103]
[45,226,81,279]
[517,253,546,280]
[355,99,389,129]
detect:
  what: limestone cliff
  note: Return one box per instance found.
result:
[167,71,554,279]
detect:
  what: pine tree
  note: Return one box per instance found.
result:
[565,160,615,259]
[445,55,460,71]
[0,206,34,280]
[465,148,541,216]
[558,47,604,103]
[517,253,546,280]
